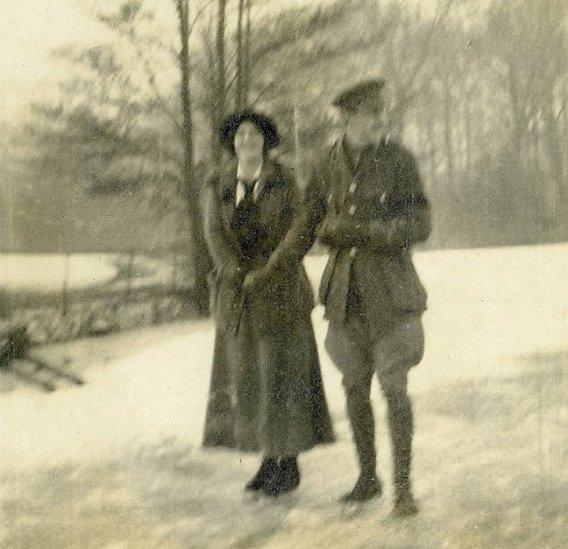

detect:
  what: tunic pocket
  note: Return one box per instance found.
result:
[379,253,427,313]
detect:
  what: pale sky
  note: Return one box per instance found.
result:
[0,0,437,122]
[2,1,95,117]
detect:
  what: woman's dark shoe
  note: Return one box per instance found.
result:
[278,456,301,494]
[245,458,278,492]
[262,464,284,497]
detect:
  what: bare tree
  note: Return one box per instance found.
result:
[235,0,246,110]
[175,0,212,316]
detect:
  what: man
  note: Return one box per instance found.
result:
[274,79,431,515]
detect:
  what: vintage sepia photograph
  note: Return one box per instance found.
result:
[1,0,567,547]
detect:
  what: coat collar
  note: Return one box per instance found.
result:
[331,136,388,163]
[328,139,356,197]
[218,157,284,203]
[330,137,393,177]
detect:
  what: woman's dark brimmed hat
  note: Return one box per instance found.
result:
[218,110,281,155]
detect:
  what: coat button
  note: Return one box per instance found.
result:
[349,246,357,258]
[349,182,357,194]
[348,204,356,215]
[327,194,333,204]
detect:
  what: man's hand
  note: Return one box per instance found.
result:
[317,214,366,248]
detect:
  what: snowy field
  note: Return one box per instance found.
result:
[0,253,119,291]
[2,244,568,548]
[0,253,183,292]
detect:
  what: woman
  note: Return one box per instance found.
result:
[202,110,334,497]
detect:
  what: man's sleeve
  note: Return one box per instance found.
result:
[363,148,431,250]
[264,162,328,273]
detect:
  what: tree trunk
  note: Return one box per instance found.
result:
[243,0,252,104]
[543,100,567,204]
[443,78,455,193]
[292,97,304,186]
[425,108,437,184]
[507,60,525,170]
[235,0,245,110]
[210,0,228,165]
[463,87,472,187]
[176,0,212,317]
[216,0,227,112]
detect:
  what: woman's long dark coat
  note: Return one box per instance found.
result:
[201,158,334,456]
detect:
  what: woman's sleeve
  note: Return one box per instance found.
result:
[203,176,240,273]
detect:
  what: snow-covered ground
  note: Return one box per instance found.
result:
[2,244,568,548]
[2,244,568,471]
[0,253,182,292]
[0,253,118,291]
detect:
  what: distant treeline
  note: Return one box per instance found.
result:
[1,0,567,302]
